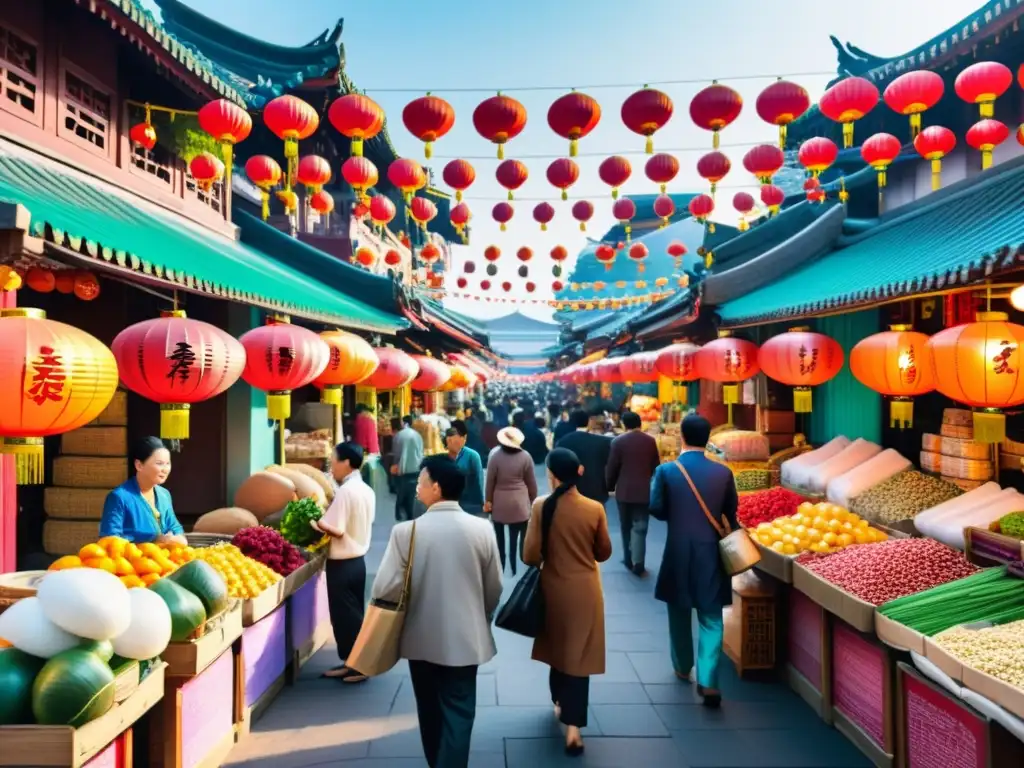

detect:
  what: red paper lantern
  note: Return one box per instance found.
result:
[732,191,755,231]
[532,203,555,231]
[341,156,378,198]
[621,87,673,153]
[695,151,731,193]
[369,195,396,228]
[409,197,438,230]
[419,243,441,264]
[189,152,224,192]
[914,126,956,191]
[364,347,419,389]
[197,98,252,178]
[525,281,536,293]
[860,132,902,191]
[599,155,632,199]
[546,158,579,200]
[804,177,821,191]
[548,91,601,157]
[240,321,329,422]
[666,240,688,268]
[263,95,319,183]
[618,351,660,383]
[1017,124,1024,146]
[410,355,452,391]
[688,193,714,225]
[245,155,282,220]
[309,189,335,217]
[552,280,564,292]
[450,202,471,235]
[354,247,377,268]
[612,198,637,239]
[806,188,826,204]
[384,249,402,267]
[759,329,844,412]
[955,62,1013,118]
[594,358,624,384]
[54,272,75,295]
[818,76,879,147]
[697,335,760,411]
[883,70,944,137]
[473,94,528,159]
[113,312,245,439]
[501,281,512,293]
[484,245,501,263]
[492,202,514,231]
[550,245,568,263]
[312,330,379,405]
[595,243,617,271]
[628,242,649,273]
[798,137,839,177]
[760,184,785,214]
[571,200,594,231]
[850,326,935,428]
[443,159,476,202]
[689,83,743,148]
[402,94,455,158]
[496,159,529,200]
[129,121,157,151]
[653,194,675,228]
[73,273,100,301]
[656,342,701,381]
[646,153,680,193]
[756,79,810,147]
[966,119,1010,170]
[742,144,784,185]
[328,93,385,157]
[387,158,427,203]
[296,155,331,193]
[456,276,468,289]
[480,279,492,291]
[516,247,534,264]
[25,268,54,293]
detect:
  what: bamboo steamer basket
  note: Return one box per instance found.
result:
[942,475,987,491]
[942,408,973,427]
[1002,436,1024,457]
[940,423,973,439]
[920,450,993,481]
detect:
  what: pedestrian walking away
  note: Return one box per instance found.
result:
[649,413,739,708]
[606,410,662,576]
[485,426,539,575]
[370,455,503,767]
[313,441,376,683]
[554,410,613,504]
[523,448,613,756]
[391,414,424,521]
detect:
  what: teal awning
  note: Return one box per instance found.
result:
[717,156,1024,326]
[0,146,406,334]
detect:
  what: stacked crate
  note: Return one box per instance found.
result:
[757,407,797,453]
[919,408,993,491]
[42,390,129,556]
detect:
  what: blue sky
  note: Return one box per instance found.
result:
[156,0,982,320]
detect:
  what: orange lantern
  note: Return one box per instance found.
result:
[666,240,688,269]
[402,94,455,159]
[759,328,844,413]
[309,189,335,219]
[263,95,319,185]
[0,266,22,292]
[245,155,283,220]
[354,246,376,269]
[850,326,935,428]
[595,243,616,271]
[420,243,441,265]
[129,120,157,151]
[312,330,379,406]
[296,155,332,194]
[927,311,1024,443]
[197,99,252,181]
[0,309,119,483]
[54,272,75,295]
[25,267,54,293]
[73,272,100,301]
[696,332,760,422]
[328,93,385,157]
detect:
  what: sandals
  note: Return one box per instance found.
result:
[321,665,368,683]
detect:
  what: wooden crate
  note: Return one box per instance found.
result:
[52,457,127,489]
[61,427,128,458]
[43,488,108,521]
[723,570,778,676]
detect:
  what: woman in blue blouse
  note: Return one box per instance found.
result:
[100,437,187,545]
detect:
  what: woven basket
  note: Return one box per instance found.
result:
[43,520,100,556]
[61,426,127,457]
[920,450,993,481]
[53,456,128,489]
[92,390,128,427]
[940,424,974,440]
[943,408,973,427]
[43,487,108,520]
[942,475,987,492]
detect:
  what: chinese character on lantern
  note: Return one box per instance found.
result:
[27,346,66,405]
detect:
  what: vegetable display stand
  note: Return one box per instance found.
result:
[146,650,235,768]
[723,570,778,676]
[831,620,897,768]
[964,527,1024,567]
[280,553,326,601]
[786,587,833,723]
[287,570,331,682]
[0,664,165,768]
[242,583,286,626]
[235,603,288,737]
[896,662,1024,768]
[793,561,876,633]
[161,600,243,678]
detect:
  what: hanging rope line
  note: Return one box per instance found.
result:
[427,140,795,161]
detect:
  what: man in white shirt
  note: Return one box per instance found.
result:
[370,455,503,767]
[313,441,376,683]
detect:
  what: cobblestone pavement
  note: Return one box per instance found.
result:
[226,469,869,768]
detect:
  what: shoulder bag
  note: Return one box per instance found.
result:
[346,521,416,676]
[494,495,557,638]
[673,460,761,576]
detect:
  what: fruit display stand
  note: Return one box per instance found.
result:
[160,600,243,678]
[786,587,833,723]
[235,602,288,737]
[0,663,165,768]
[287,570,331,681]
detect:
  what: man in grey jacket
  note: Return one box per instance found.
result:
[371,455,503,768]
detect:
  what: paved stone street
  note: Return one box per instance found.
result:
[226,470,870,768]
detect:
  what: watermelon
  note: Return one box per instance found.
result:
[77,639,114,663]
[0,648,45,724]
[165,560,229,618]
[148,579,206,642]
[32,648,115,726]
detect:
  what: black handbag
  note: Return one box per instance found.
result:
[494,496,557,638]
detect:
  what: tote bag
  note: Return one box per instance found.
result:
[495,494,557,638]
[346,521,416,676]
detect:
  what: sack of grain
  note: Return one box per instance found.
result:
[780,435,851,488]
[826,448,912,509]
[804,438,882,495]
[707,430,770,462]
[914,482,1002,530]
[916,487,1024,550]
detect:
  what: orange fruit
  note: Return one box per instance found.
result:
[139,543,162,558]
[49,555,83,571]
[140,573,161,586]
[83,556,116,574]
[130,557,161,575]
[125,543,143,560]
[78,543,106,560]
[113,556,135,576]
[97,536,128,559]
[119,575,145,588]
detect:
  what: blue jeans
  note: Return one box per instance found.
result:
[667,603,724,690]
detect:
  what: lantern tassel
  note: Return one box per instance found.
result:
[645,136,653,154]
[910,114,922,139]
[738,219,749,232]
[712,131,720,150]
[982,150,993,170]
[267,391,292,421]
[612,188,619,200]
[455,190,462,202]
[500,223,506,232]
[779,124,787,149]
[321,385,342,407]
[722,384,740,405]
[284,138,299,187]
[980,102,994,119]
[877,169,887,189]
[890,398,914,429]
[425,142,433,160]
[561,190,568,201]
[260,190,270,221]
[541,223,547,232]
[497,144,505,160]
[931,159,942,191]
[0,437,44,485]
[973,409,1006,444]
[579,222,586,232]
[158,403,190,440]
[507,190,514,201]
[352,137,364,157]
[569,139,578,158]
[793,387,813,413]
[842,122,854,148]
[638,263,645,274]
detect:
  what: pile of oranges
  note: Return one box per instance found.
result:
[48,536,197,588]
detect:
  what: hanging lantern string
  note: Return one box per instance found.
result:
[428,139,816,161]
[459,179,792,203]
[125,99,197,118]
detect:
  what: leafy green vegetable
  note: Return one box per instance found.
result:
[999,511,1024,539]
[280,497,324,548]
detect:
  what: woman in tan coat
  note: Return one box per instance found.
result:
[523,447,613,756]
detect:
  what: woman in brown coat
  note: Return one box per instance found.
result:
[523,447,613,756]
[485,427,538,575]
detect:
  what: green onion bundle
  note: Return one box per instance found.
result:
[878,567,1024,636]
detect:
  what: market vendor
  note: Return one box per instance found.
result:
[99,436,187,545]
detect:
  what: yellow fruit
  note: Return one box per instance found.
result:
[125,543,143,560]
[769,527,784,540]
[827,519,843,532]
[758,534,773,546]
[79,543,106,560]
[841,521,854,532]
[856,518,870,529]
[799,516,814,528]
[822,532,838,546]
[97,536,128,559]
[836,533,854,548]
[782,543,797,555]
[798,502,814,514]
[50,555,83,571]
[113,556,135,576]
[83,556,116,573]
[807,529,822,542]
[771,541,785,553]
[795,539,810,551]
[120,575,145,588]
[756,522,771,532]
[854,530,869,545]
[131,557,161,575]
[811,517,826,530]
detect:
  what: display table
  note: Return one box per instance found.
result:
[236,603,288,737]
[287,571,331,681]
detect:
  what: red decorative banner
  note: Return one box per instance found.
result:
[833,621,886,748]
[904,671,986,768]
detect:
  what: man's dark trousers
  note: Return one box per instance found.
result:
[618,501,650,570]
[408,660,478,768]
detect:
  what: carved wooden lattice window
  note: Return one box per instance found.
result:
[63,70,110,152]
[0,24,39,119]
[129,143,173,188]
[184,172,224,215]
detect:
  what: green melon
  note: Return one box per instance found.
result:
[165,560,229,618]
[0,648,45,724]
[31,648,115,726]
[77,639,114,662]
[148,578,206,642]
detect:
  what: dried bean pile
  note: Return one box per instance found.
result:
[849,470,962,524]
[795,538,978,605]
[933,618,1024,687]
[738,487,807,528]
